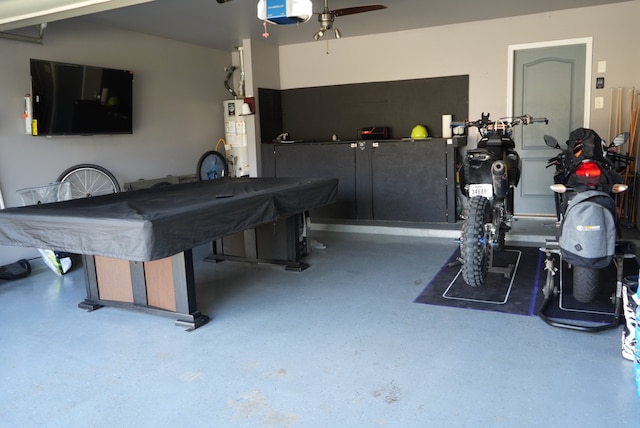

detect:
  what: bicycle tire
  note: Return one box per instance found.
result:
[57,163,120,199]
[197,151,228,180]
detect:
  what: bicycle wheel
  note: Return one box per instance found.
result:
[57,164,120,199]
[197,151,228,180]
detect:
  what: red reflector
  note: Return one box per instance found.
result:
[575,161,602,178]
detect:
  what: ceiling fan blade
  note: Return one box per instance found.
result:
[332,5,387,17]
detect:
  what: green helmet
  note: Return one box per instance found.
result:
[411,125,428,139]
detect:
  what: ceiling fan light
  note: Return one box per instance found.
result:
[313,30,324,40]
[334,28,341,39]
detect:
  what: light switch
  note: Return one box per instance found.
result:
[598,61,606,73]
[595,97,604,109]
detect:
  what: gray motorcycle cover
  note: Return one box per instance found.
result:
[559,190,616,268]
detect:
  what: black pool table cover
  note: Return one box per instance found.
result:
[0,177,338,261]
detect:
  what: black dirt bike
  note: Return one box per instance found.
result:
[458,113,548,287]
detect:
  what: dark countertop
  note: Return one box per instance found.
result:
[268,136,467,147]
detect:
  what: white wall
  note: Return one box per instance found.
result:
[278,2,640,137]
[243,37,281,176]
[0,20,231,264]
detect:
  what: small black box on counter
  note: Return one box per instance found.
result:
[359,126,390,140]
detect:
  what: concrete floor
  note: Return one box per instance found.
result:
[1,220,639,427]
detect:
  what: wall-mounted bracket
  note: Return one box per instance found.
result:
[0,23,47,44]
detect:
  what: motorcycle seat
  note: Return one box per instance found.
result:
[478,134,515,149]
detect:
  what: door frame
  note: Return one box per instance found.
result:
[506,37,593,127]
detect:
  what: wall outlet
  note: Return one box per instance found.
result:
[595,97,604,109]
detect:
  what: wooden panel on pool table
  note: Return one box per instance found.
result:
[144,258,177,311]
[95,256,134,303]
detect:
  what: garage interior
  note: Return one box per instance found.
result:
[1,1,640,426]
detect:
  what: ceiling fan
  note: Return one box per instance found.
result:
[314,1,387,40]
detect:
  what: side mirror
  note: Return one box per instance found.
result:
[544,135,560,149]
[612,132,629,147]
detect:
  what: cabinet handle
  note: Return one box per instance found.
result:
[372,142,379,148]
[350,143,357,148]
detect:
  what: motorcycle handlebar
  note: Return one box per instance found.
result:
[529,117,549,125]
[545,154,564,167]
[460,114,548,128]
[608,151,635,162]
[513,115,549,125]
[546,157,559,164]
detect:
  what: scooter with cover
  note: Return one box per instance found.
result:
[539,128,636,331]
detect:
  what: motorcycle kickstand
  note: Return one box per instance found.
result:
[487,247,514,279]
[537,246,560,321]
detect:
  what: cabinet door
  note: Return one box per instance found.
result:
[274,143,357,219]
[370,141,448,222]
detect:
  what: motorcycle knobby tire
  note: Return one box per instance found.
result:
[461,196,492,287]
[572,266,599,303]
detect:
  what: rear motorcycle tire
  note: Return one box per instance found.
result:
[572,266,599,303]
[461,196,492,287]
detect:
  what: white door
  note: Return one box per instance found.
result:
[509,39,591,216]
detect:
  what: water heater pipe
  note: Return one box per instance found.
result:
[236,46,246,99]
[223,66,237,98]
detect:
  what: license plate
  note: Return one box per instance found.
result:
[468,184,493,199]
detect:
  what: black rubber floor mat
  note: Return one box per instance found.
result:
[414,247,540,316]
[415,246,636,323]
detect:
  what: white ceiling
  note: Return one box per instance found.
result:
[0,0,153,27]
[0,0,632,51]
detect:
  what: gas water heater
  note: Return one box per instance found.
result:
[223,99,250,177]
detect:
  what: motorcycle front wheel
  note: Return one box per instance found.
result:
[461,196,492,286]
[572,266,599,303]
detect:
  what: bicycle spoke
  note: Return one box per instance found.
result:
[58,164,119,198]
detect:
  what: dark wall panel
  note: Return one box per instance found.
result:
[258,88,283,143]
[267,75,468,142]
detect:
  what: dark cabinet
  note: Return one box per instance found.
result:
[263,142,358,219]
[369,141,449,222]
[262,138,463,223]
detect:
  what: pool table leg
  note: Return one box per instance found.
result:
[78,251,210,330]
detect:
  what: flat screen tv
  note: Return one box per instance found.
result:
[30,58,133,136]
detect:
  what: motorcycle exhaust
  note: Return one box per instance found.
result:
[491,160,508,198]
